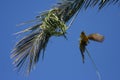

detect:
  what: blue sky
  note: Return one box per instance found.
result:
[0,0,120,80]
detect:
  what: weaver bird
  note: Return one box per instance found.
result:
[79,31,104,63]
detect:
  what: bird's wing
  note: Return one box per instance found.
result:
[88,33,104,42]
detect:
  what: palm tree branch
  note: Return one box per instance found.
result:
[11,0,120,74]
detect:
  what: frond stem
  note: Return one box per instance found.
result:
[68,5,81,29]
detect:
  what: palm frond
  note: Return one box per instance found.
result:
[11,9,67,74]
[54,0,119,22]
[11,29,51,74]
[11,0,119,75]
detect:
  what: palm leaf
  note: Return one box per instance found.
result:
[11,9,67,74]
[54,0,120,22]
[11,0,119,74]
[11,29,51,74]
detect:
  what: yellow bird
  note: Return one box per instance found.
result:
[79,31,104,63]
